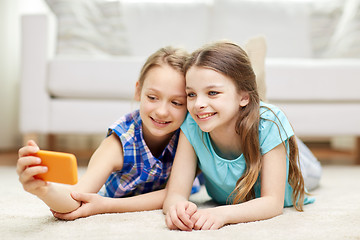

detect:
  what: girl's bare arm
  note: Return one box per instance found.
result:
[51,187,170,220]
[190,143,287,230]
[54,132,195,220]
[17,134,124,213]
[162,131,199,230]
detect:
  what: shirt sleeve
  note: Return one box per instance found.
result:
[180,112,197,145]
[259,105,294,155]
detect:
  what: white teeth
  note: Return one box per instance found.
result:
[198,113,214,119]
[153,119,168,124]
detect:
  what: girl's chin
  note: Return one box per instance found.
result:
[149,128,175,138]
[197,125,212,133]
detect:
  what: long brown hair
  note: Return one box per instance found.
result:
[184,41,305,211]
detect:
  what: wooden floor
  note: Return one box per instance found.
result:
[0,142,357,167]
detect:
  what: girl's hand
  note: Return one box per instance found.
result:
[165,201,197,231]
[51,192,106,220]
[17,140,49,197]
[190,208,226,230]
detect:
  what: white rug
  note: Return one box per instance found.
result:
[1,165,359,240]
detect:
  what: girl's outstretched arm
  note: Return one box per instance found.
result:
[17,134,124,213]
[189,143,287,230]
[54,132,199,220]
[163,131,198,231]
[52,188,169,220]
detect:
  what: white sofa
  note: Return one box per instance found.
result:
[20,0,360,163]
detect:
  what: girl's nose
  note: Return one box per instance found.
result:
[194,96,207,110]
[155,101,169,117]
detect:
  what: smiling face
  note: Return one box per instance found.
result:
[185,66,249,134]
[136,65,187,143]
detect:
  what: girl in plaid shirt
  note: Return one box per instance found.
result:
[17,46,194,219]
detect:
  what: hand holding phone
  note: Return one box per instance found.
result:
[33,150,78,185]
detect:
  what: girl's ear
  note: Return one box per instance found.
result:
[239,92,250,107]
[134,81,141,101]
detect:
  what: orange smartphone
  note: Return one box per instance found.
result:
[33,150,78,185]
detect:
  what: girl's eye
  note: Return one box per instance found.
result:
[147,95,157,100]
[172,101,183,106]
[187,92,196,98]
[209,91,219,96]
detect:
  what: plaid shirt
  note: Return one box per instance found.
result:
[101,110,178,198]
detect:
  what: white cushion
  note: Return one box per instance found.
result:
[45,0,128,56]
[266,58,360,101]
[274,102,360,136]
[48,57,146,99]
[324,0,360,57]
[122,0,211,56]
[210,0,313,58]
[308,0,344,57]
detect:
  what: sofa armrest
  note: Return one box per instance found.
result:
[19,12,57,134]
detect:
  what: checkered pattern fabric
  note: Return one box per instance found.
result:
[101,110,178,198]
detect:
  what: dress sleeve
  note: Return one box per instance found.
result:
[259,105,294,155]
[180,112,198,145]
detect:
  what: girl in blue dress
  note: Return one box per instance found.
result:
[163,41,317,231]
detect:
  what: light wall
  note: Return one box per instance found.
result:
[0,0,47,150]
[0,0,20,150]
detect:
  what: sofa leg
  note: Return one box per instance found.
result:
[47,134,56,150]
[356,137,360,165]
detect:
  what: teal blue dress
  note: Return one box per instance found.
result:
[181,101,314,206]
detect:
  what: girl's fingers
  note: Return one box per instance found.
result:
[70,192,91,202]
[169,207,192,231]
[52,210,78,221]
[185,202,197,217]
[201,219,214,230]
[193,214,206,230]
[26,140,39,147]
[19,165,47,184]
[17,141,41,175]
[18,144,39,158]
[176,207,194,230]
[165,202,199,231]
[16,156,41,175]
[191,211,218,230]
[190,212,200,230]
[165,213,177,230]
[25,165,47,178]
[210,222,221,230]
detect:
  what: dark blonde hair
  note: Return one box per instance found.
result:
[185,41,305,211]
[137,46,189,90]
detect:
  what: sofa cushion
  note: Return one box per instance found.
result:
[47,57,146,99]
[266,58,360,101]
[324,0,360,57]
[309,0,343,57]
[210,0,312,58]
[122,0,211,56]
[45,0,128,56]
